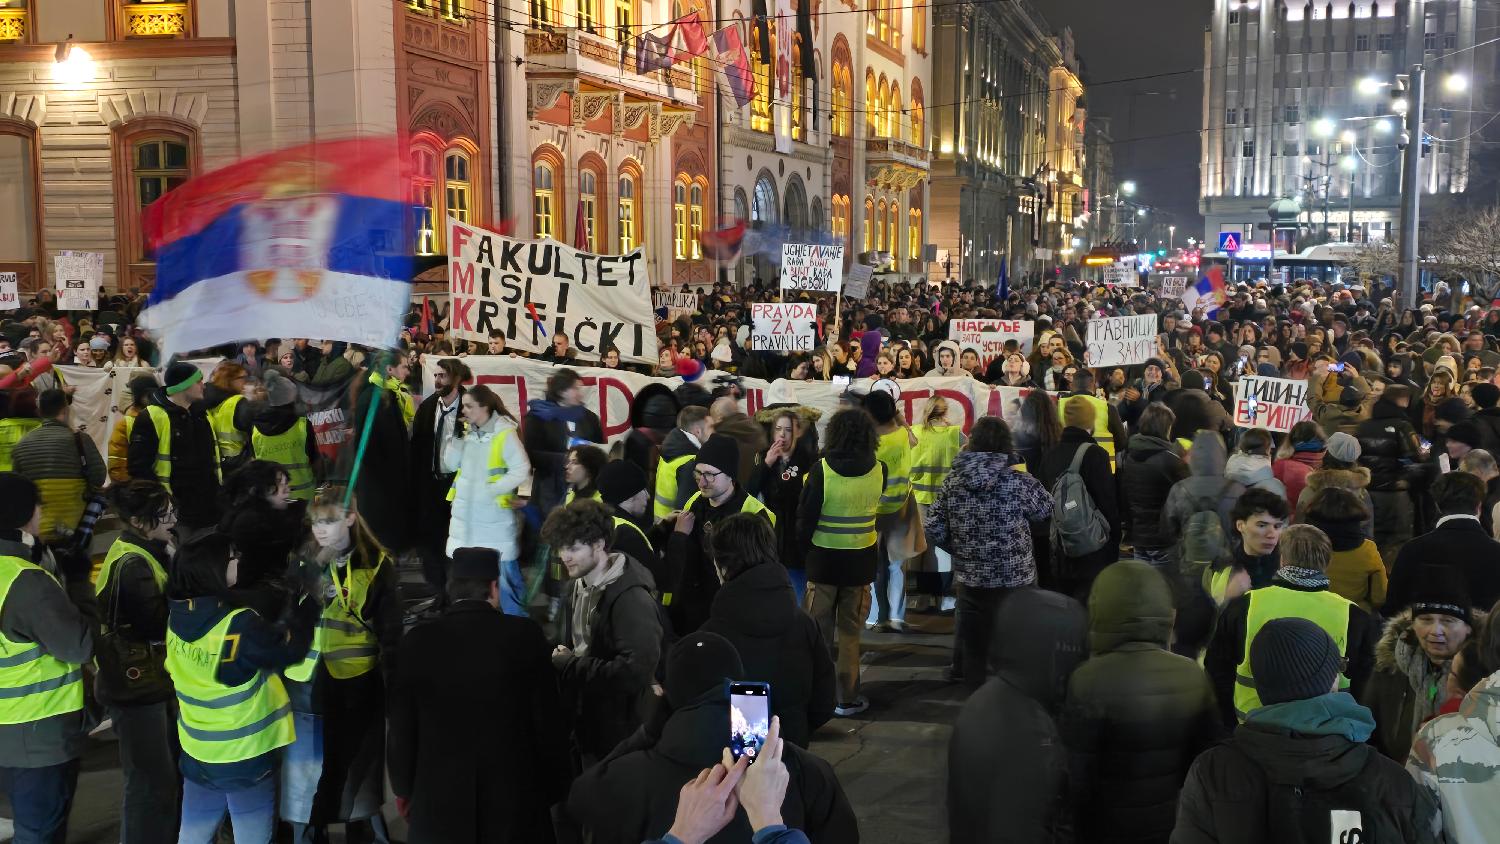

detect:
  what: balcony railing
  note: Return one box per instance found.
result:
[0,8,26,43]
[865,137,931,166]
[120,2,190,38]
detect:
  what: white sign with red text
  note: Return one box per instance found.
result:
[947,319,1036,366]
[1233,374,1312,433]
[0,273,17,311]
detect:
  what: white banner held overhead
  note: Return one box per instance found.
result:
[947,319,1036,366]
[654,291,699,322]
[844,264,874,300]
[1158,276,1189,299]
[751,302,817,353]
[1233,374,1312,433]
[0,272,17,311]
[1103,264,1138,287]
[54,251,103,311]
[780,244,845,292]
[1085,313,1157,367]
[447,218,659,365]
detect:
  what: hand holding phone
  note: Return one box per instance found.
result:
[730,681,771,763]
[1328,362,1345,373]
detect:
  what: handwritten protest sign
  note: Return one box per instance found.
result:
[1103,265,1139,287]
[1085,314,1157,367]
[54,252,103,311]
[1233,375,1312,432]
[780,244,845,292]
[654,291,698,322]
[1158,276,1188,299]
[947,319,1036,366]
[447,218,658,365]
[844,264,874,299]
[751,302,818,352]
[0,272,17,311]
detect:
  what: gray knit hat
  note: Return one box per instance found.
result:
[1250,617,1343,705]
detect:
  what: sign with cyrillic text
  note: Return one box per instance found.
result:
[0,272,17,311]
[751,302,817,352]
[780,243,845,292]
[654,291,698,322]
[1233,374,1312,432]
[1085,314,1156,367]
[1103,265,1138,287]
[1158,276,1188,299]
[947,319,1035,366]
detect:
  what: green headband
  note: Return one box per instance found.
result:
[164,368,203,396]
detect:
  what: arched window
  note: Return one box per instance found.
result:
[0,121,39,286]
[412,147,439,255]
[752,174,779,229]
[114,121,197,287]
[784,178,808,233]
[791,39,804,141]
[444,150,472,226]
[689,181,705,259]
[876,76,889,137]
[885,201,898,257]
[733,188,750,224]
[533,162,557,239]
[908,208,922,260]
[751,20,773,132]
[888,82,901,142]
[832,61,851,137]
[0,1,29,44]
[865,69,876,138]
[910,80,925,146]
[810,196,824,233]
[618,165,641,252]
[875,199,887,251]
[863,196,874,252]
[673,175,690,259]
[578,168,599,251]
[112,0,194,39]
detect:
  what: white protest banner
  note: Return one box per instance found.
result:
[1233,374,1312,432]
[751,302,817,353]
[54,251,103,311]
[780,243,845,292]
[0,272,17,311]
[844,264,874,299]
[947,319,1036,366]
[447,218,658,365]
[1085,314,1157,367]
[654,291,698,322]
[1103,265,1138,287]
[1158,276,1188,299]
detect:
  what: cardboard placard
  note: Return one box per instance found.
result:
[947,319,1036,366]
[0,272,17,311]
[54,252,103,311]
[1085,314,1157,367]
[751,302,818,352]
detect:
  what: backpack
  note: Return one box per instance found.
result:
[1050,445,1111,557]
[1180,480,1233,579]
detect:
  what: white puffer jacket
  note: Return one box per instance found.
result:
[443,413,530,560]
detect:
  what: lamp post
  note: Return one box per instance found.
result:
[1169,225,1175,251]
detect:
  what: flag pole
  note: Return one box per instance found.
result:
[341,374,383,510]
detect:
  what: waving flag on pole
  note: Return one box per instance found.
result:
[995,256,1009,303]
[1182,265,1228,318]
[674,11,708,62]
[141,136,412,358]
[713,25,755,108]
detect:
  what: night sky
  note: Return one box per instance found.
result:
[1049,0,1209,238]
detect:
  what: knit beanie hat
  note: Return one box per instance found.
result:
[596,459,648,506]
[1324,432,1362,464]
[264,370,297,408]
[0,473,39,532]
[665,631,744,707]
[1447,422,1484,450]
[1436,397,1473,424]
[1474,382,1500,410]
[695,434,740,479]
[450,547,499,581]
[864,390,898,425]
[1250,617,1344,705]
[163,361,203,396]
[1411,566,1473,626]
[1289,341,1309,361]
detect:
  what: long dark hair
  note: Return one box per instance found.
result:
[822,408,878,456]
[221,460,289,510]
[466,384,517,423]
[167,532,232,600]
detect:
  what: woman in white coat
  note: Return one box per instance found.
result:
[443,384,531,615]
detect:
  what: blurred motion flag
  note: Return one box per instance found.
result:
[636,28,675,75]
[713,26,755,108]
[1183,265,1228,317]
[701,219,747,261]
[573,200,590,250]
[141,137,412,358]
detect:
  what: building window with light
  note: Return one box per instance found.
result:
[131,137,190,255]
[885,202,898,255]
[413,148,439,255]
[445,150,472,227]
[0,0,27,44]
[863,196,875,252]
[579,0,600,31]
[908,208,921,260]
[876,76,889,137]
[887,82,901,141]
[912,1,925,52]
[618,173,639,252]
[791,40,805,140]
[910,97,924,146]
[615,0,633,43]
[833,61,852,137]
[689,182,704,259]
[579,169,599,251]
[876,200,888,251]
[673,176,689,259]
[751,21,773,132]
[0,124,39,284]
[115,124,195,287]
[534,163,556,239]
[114,0,193,39]
[865,70,877,138]
[531,0,558,27]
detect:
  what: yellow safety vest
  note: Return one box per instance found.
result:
[654,453,696,520]
[251,419,315,500]
[0,555,85,725]
[1060,394,1116,470]
[206,395,246,461]
[613,516,654,553]
[285,556,384,682]
[565,489,603,507]
[446,428,518,510]
[683,491,776,526]
[144,404,222,494]
[94,538,168,597]
[369,371,414,429]
[910,425,961,506]
[811,459,882,550]
[1233,585,1354,722]
[876,428,913,515]
[165,606,294,764]
[0,418,41,473]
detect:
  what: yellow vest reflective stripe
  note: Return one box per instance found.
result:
[166,606,294,763]
[0,556,84,725]
[207,395,246,459]
[251,418,315,500]
[911,425,961,505]
[566,489,603,507]
[654,454,696,520]
[95,538,168,597]
[683,491,776,526]
[145,404,223,492]
[445,428,518,510]
[876,428,913,514]
[285,557,384,682]
[1060,395,1115,469]
[1233,585,1354,722]
[0,418,42,473]
[613,516,654,552]
[811,459,882,550]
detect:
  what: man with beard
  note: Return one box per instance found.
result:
[409,357,470,611]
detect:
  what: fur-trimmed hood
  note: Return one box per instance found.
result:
[1304,466,1371,494]
[1375,607,1488,674]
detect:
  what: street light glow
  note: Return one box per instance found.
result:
[1446,74,1469,93]
[53,42,95,88]
[1313,117,1336,137]
[1375,119,1394,134]
[1340,129,1356,144]
[1358,77,1384,95]
[1137,208,1147,217]
[1121,181,1136,195]
[1341,156,1357,171]
[1392,97,1410,115]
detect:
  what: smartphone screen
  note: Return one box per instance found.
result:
[729,681,771,762]
[1329,362,1345,373]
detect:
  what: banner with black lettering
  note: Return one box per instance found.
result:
[1233,374,1312,433]
[446,218,659,365]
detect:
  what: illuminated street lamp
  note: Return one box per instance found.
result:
[53,35,95,88]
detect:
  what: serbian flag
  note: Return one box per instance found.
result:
[141,136,412,358]
[701,219,747,261]
[675,11,708,62]
[1183,265,1228,318]
[712,26,755,108]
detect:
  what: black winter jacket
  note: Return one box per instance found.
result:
[1355,400,1423,491]
[1033,428,1120,591]
[1384,517,1500,619]
[698,562,835,748]
[1117,435,1190,551]
[127,392,220,528]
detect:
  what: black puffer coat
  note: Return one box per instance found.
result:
[1117,435,1190,551]
[1062,561,1220,843]
[1355,398,1422,491]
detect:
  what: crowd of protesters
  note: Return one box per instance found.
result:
[0,269,1498,843]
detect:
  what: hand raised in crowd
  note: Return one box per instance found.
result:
[724,716,791,833]
[663,759,748,844]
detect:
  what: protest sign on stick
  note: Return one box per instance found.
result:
[780,244,845,292]
[751,302,818,352]
[1085,314,1157,367]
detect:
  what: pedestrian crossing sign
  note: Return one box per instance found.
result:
[1218,232,1241,253]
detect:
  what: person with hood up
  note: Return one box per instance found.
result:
[246,370,320,500]
[1302,487,1387,614]
[853,331,883,379]
[699,514,834,749]
[1363,566,1479,763]
[948,588,1088,842]
[1161,431,1246,571]
[1221,428,1285,496]
[443,384,530,615]
[1173,618,1442,844]
[924,340,970,378]
[566,632,858,844]
[1062,561,1221,844]
[522,367,605,516]
[654,405,713,522]
[623,383,682,481]
[1271,420,1325,518]
[1117,404,1190,568]
[1355,384,1424,565]
[1294,432,1375,539]
[925,417,1053,687]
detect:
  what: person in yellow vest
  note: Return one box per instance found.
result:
[0,389,41,474]
[128,362,222,530]
[909,395,965,614]
[1058,369,1126,472]
[443,384,530,617]
[666,434,773,635]
[1204,524,1377,729]
[596,459,664,594]
[107,375,160,484]
[246,371,320,502]
[10,389,106,545]
[165,530,318,844]
[563,444,608,508]
[0,473,94,844]
[94,481,179,844]
[280,489,401,843]
[202,362,251,471]
[653,405,712,521]
[864,391,918,633]
[797,408,886,717]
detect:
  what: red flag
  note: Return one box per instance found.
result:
[421,295,432,335]
[675,12,708,61]
[573,200,590,250]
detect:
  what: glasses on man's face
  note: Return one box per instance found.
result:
[693,468,725,483]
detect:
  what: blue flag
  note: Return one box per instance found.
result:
[995,256,1009,303]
